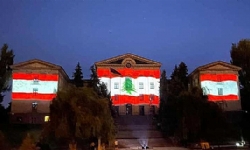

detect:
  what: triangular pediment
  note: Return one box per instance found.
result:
[189,61,241,77]
[198,61,241,71]
[11,59,61,70]
[95,53,161,66]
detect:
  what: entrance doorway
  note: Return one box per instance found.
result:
[126,104,132,115]
[113,106,119,116]
[139,106,145,116]
[150,105,155,115]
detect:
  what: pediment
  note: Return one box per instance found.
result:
[206,64,232,70]
[189,61,241,77]
[11,59,61,70]
[199,61,241,71]
[95,53,161,66]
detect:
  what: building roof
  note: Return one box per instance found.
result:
[95,53,161,67]
[10,59,70,80]
[189,61,241,77]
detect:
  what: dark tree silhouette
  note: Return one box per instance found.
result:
[159,70,168,120]
[230,39,250,111]
[72,62,83,87]
[230,39,250,142]
[177,62,188,90]
[45,85,115,149]
[159,63,233,144]
[0,44,14,123]
[89,65,100,93]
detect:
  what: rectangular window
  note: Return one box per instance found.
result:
[150,82,154,89]
[33,87,38,93]
[44,116,50,122]
[139,94,144,101]
[114,95,119,100]
[150,94,154,101]
[139,82,144,89]
[114,82,119,89]
[218,88,223,95]
[33,78,39,84]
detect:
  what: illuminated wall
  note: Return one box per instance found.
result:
[200,74,239,101]
[97,68,160,106]
[12,72,59,101]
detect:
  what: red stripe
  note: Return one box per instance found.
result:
[97,68,160,78]
[12,93,56,101]
[111,95,159,106]
[13,73,59,81]
[207,95,239,101]
[200,74,237,82]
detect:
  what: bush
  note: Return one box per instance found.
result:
[0,130,9,149]
[19,133,36,150]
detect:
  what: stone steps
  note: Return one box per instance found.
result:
[117,138,172,148]
[115,115,154,125]
[117,125,157,130]
[114,115,170,148]
[116,130,163,139]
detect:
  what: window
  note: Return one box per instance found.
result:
[114,82,119,89]
[139,94,144,101]
[33,88,38,93]
[44,116,50,122]
[32,102,38,111]
[139,82,144,89]
[218,88,223,95]
[150,94,154,101]
[53,88,57,93]
[150,82,154,89]
[114,94,119,100]
[33,78,39,84]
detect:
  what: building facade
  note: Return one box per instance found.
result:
[95,53,161,116]
[189,61,241,111]
[10,59,69,124]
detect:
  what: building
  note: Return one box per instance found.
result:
[10,59,69,124]
[189,61,242,111]
[95,53,161,116]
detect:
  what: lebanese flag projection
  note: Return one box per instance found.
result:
[97,68,160,106]
[12,72,59,101]
[200,74,239,101]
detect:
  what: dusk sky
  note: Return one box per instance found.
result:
[1,0,250,106]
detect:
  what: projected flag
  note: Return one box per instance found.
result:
[97,68,160,106]
[200,74,239,101]
[12,73,59,101]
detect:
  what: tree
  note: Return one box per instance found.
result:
[0,44,14,123]
[168,62,189,96]
[89,65,100,93]
[19,133,36,150]
[0,131,9,149]
[230,39,250,111]
[45,85,115,149]
[177,62,188,90]
[159,70,168,120]
[230,39,250,142]
[0,44,14,94]
[160,63,232,144]
[73,62,83,87]
[160,70,168,102]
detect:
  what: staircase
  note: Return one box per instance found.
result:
[115,115,172,148]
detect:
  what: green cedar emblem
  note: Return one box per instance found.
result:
[122,77,136,95]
